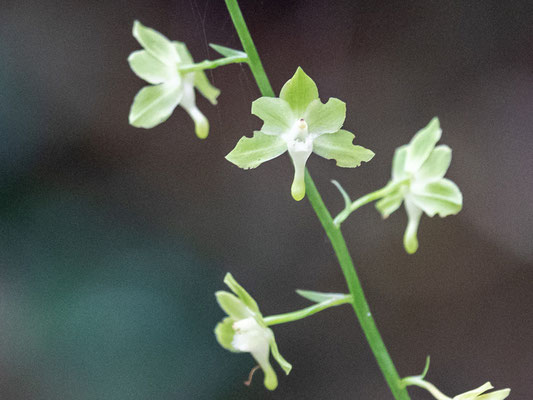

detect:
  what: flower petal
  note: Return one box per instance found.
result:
[226,131,287,169]
[173,41,193,63]
[224,273,261,315]
[279,67,319,116]
[129,81,183,128]
[128,50,178,84]
[132,21,178,66]
[376,191,404,218]
[269,334,292,375]
[214,317,237,352]
[313,130,374,167]
[415,145,452,182]
[410,178,462,217]
[179,79,210,139]
[287,142,313,201]
[476,389,511,400]
[194,71,220,105]
[392,145,409,181]
[405,117,442,173]
[250,338,278,390]
[454,382,494,400]
[215,291,254,319]
[304,98,346,135]
[403,198,423,254]
[173,42,220,105]
[251,97,295,135]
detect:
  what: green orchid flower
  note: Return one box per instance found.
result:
[376,117,463,253]
[452,382,510,400]
[128,20,220,138]
[226,67,374,201]
[214,273,291,390]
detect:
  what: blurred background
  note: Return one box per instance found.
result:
[0,0,531,398]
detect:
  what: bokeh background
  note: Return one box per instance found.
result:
[1,0,531,398]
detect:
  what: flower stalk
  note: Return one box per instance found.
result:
[224,1,411,398]
[177,55,248,73]
[264,294,352,326]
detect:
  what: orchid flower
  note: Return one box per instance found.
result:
[128,21,220,138]
[226,67,374,200]
[376,117,463,253]
[214,273,291,390]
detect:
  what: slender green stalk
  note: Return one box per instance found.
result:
[224,0,275,97]
[304,172,410,400]
[401,377,451,400]
[334,181,404,227]
[264,295,352,326]
[224,1,410,398]
[178,56,248,73]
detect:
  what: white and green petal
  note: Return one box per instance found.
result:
[410,178,462,217]
[304,98,346,135]
[415,145,452,182]
[405,117,442,173]
[128,50,178,84]
[132,20,179,66]
[453,382,510,400]
[279,67,319,116]
[129,81,183,128]
[403,197,423,254]
[252,97,295,135]
[226,131,287,169]
[376,189,404,218]
[313,130,375,168]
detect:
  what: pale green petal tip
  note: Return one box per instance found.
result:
[214,317,236,352]
[291,178,306,201]
[194,113,209,139]
[403,222,419,254]
[263,365,278,390]
[132,20,142,36]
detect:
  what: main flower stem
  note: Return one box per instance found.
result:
[224,1,410,399]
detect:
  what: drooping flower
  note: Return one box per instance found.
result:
[128,20,220,138]
[376,117,463,253]
[214,273,291,390]
[452,382,510,400]
[226,67,374,201]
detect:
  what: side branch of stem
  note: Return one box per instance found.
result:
[264,295,352,326]
[177,56,248,73]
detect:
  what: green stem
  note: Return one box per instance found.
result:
[305,171,410,400]
[224,1,410,399]
[333,181,402,227]
[264,295,352,326]
[178,56,248,73]
[224,0,275,97]
[401,377,451,400]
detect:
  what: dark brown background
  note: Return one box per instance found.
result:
[0,0,531,399]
